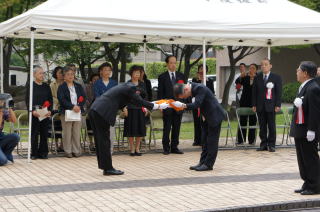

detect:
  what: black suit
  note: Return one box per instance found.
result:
[89,83,154,171]
[290,79,320,192]
[237,76,257,144]
[252,72,282,148]
[186,83,225,168]
[157,71,186,152]
[191,78,215,145]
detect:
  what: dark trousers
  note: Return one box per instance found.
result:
[89,110,113,170]
[237,115,257,144]
[257,111,276,148]
[199,121,222,168]
[31,116,49,157]
[294,137,320,192]
[192,109,202,145]
[0,133,20,165]
[162,108,182,151]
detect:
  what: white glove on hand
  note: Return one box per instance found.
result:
[171,101,184,108]
[294,97,303,107]
[306,130,315,142]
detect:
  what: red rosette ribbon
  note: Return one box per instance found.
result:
[42,101,51,108]
[78,96,84,104]
[235,83,242,90]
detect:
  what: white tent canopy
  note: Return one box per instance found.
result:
[1,0,320,46]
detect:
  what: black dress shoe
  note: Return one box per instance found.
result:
[103,168,124,176]
[38,155,48,159]
[171,149,184,154]
[135,152,142,156]
[256,147,268,151]
[31,156,37,160]
[192,142,201,146]
[195,164,213,171]
[163,151,170,155]
[129,153,135,156]
[268,147,276,152]
[190,163,202,170]
[301,189,318,195]
[294,188,304,193]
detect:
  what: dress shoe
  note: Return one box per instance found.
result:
[236,142,244,145]
[129,153,135,156]
[268,147,276,152]
[171,149,184,154]
[190,163,202,170]
[57,148,64,153]
[163,151,170,155]
[103,168,124,176]
[301,189,318,195]
[73,153,81,158]
[192,142,201,146]
[65,153,73,158]
[294,188,304,193]
[195,164,213,171]
[135,152,142,156]
[38,155,48,159]
[256,147,268,151]
[31,156,37,160]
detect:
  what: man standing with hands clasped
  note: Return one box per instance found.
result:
[290,61,320,195]
[252,59,282,152]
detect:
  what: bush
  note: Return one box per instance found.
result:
[282,82,300,103]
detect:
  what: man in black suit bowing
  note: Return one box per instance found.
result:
[157,55,186,155]
[172,82,225,171]
[89,82,169,175]
[290,61,320,195]
[252,59,282,152]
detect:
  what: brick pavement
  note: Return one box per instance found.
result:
[0,141,319,212]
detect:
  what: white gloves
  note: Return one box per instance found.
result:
[171,101,184,108]
[306,130,315,142]
[294,97,303,107]
[152,103,169,110]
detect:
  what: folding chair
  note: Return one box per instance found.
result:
[48,113,63,154]
[81,114,95,154]
[114,116,126,151]
[148,110,163,151]
[236,107,259,148]
[275,108,290,145]
[14,110,29,157]
[220,110,234,147]
[286,106,294,145]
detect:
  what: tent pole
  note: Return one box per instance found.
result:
[27,28,35,163]
[0,38,3,93]
[202,39,206,86]
[268,46,271,60]
[143,42,147,72]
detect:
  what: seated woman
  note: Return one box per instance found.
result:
[0,106,19,166]
[58,66,86,158]
[94,63,118,98]
[123,65,148,156]
[26,66,53,160]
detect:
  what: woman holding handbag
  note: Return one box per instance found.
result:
[57,66,86,158]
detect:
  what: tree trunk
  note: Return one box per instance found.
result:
[221,46,236,107]
[79,63,86,80]
[119,43,127,82]
[3,38,13,92]
[183,46,192,79]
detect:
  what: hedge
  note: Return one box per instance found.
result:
[282,81,300,103]
[126,58,216,79]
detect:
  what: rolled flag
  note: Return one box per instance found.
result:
[294,97,304,124]
[266,82,274,99]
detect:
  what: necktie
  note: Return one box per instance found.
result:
[171,72,176,85]
[263,75,267,84]
[298,85,303,94]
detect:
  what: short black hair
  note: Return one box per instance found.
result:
[98,62,112,72]
[173,83,185,99]
[129,65,144,76]
[197,64,209,72]
[165,55,176,64]
[62,65,74,75]
[52,66,63,79]
[299,61,317,78]
[239,63,246,67]
[249,63,259,70]
[89,73,100,82]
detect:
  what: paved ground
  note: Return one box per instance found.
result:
[1,140,320,212]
